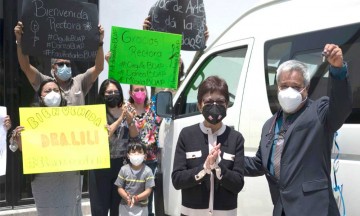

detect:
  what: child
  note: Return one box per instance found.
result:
[115,143,155,216]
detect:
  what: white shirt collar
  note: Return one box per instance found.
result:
[199,122,226,136]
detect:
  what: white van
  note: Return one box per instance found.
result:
[155,0,360,215]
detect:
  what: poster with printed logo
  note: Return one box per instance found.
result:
[19,105,110,174]
[149,0,206,51]
[21,0,99,60]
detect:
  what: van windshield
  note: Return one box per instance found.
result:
[175,47,247,117]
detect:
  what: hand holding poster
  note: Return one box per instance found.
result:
[149,0,206,51]
[109,26,182,89]
[19,105,109,174]
[21,0,99,60]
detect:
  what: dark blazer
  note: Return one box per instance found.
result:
[172,124,245,211]
[245,76,352,216]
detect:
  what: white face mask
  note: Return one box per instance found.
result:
[43,91,61,107]
[278,87,306,113]
[129,154,144,166]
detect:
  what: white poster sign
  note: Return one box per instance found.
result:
[0,106,7,176]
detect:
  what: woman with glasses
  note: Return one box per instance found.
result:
[89,79,138,216]
[171,76,245,216]
[126,85,161,216]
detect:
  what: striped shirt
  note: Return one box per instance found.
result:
[114,164,155,207]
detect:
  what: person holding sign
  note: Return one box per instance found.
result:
[115,142,155,216]
[143,16,209,81]
[89,79,138,216]
[14,21,105,106]
[172,76,245,215]
[9,79,85,216]
[126,85,161,216]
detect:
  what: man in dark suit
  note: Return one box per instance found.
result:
[244,44,352,216]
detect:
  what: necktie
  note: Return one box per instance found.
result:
[274,132,285,179]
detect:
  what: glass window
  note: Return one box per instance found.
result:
[265,23,360,123]
[175,47,247,117]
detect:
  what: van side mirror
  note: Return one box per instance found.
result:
[155,91,173,119]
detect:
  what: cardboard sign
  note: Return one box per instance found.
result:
[109,26,182,89]
[19,105,110,174]
[149,0,206,51]
[21,0,99,60]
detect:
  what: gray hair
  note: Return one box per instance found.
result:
[276,60,311,87]
[50,58,58,65]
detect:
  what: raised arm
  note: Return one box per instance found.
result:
[14,21,39,84]
[88,24,105,83]
[321,43,352,132]
[143,16,152,30]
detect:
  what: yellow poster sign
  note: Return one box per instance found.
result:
[19,105,110,174]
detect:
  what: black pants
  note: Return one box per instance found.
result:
[89,157,124,216]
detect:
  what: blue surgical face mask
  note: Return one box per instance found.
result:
[56,65,72,81]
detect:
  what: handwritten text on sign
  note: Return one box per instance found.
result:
[109,27,182,89]
[19,105,110,174]
[21,0,99,60]
[149,0,206,51]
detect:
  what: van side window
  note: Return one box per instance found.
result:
[175,47,247,117]
[265,23,360,123]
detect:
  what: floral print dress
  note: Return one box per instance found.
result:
[126,101,161,162]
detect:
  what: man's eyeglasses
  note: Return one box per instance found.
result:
[105,90,120,95]
[203,99,227,106]
[55,62,71,67]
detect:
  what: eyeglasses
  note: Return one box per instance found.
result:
[55,62,71,67]
[43,88,60,94]
[105,90,120,95]
[203,98,227,106]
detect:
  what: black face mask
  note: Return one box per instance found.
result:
[202,104,227,125]
[104,95,121,108]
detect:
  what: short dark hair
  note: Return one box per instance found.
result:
[127,142,147,154]
[38,79,67,107]
[197,76,229,104]
[97,79,124,107]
